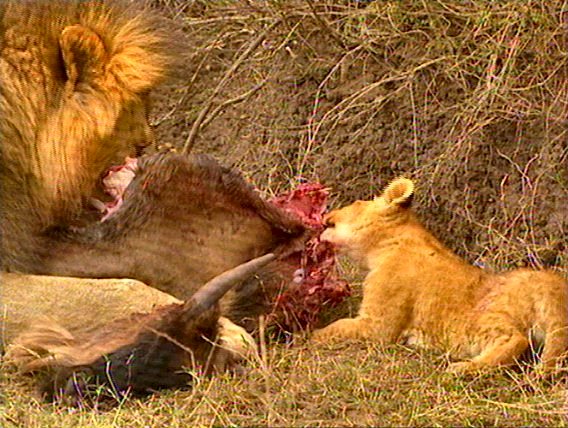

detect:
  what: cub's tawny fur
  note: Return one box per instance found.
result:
[313,178,568,373]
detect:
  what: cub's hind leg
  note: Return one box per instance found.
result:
[449,327,529,373]
[538,321,568,373]
[535,272,568,372]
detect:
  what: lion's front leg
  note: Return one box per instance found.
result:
[312,316,377,344]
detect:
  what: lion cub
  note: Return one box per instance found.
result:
[313,178,568,373]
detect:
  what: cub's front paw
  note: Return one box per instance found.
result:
[312,319,357,344]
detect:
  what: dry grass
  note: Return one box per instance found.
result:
[2,0,567,426]
[2,335,567,426]
[2,260,567,427]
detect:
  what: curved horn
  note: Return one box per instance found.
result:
[184,253,275,317]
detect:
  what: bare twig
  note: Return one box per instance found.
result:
[182,19,282,154]
[200,81,266,130]
[304,0,346,48]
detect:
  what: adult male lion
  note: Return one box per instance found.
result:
[1,0,176,271]
[313,177,568,374]
[0,1,308,398]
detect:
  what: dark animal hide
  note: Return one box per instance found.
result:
[44,306,220,404]
[33,153,308,325]
[8,254,275,405]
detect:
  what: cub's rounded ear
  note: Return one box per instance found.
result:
[382,177,414,207]
[59,25,107,92]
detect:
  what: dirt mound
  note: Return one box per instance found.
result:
[150,0,566,269]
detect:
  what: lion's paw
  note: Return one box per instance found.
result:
[218,317,257,359]
[213,317,258,371]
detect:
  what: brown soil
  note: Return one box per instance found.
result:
[149,0,567,270]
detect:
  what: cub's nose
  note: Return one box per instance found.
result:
[323,213,335,228]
